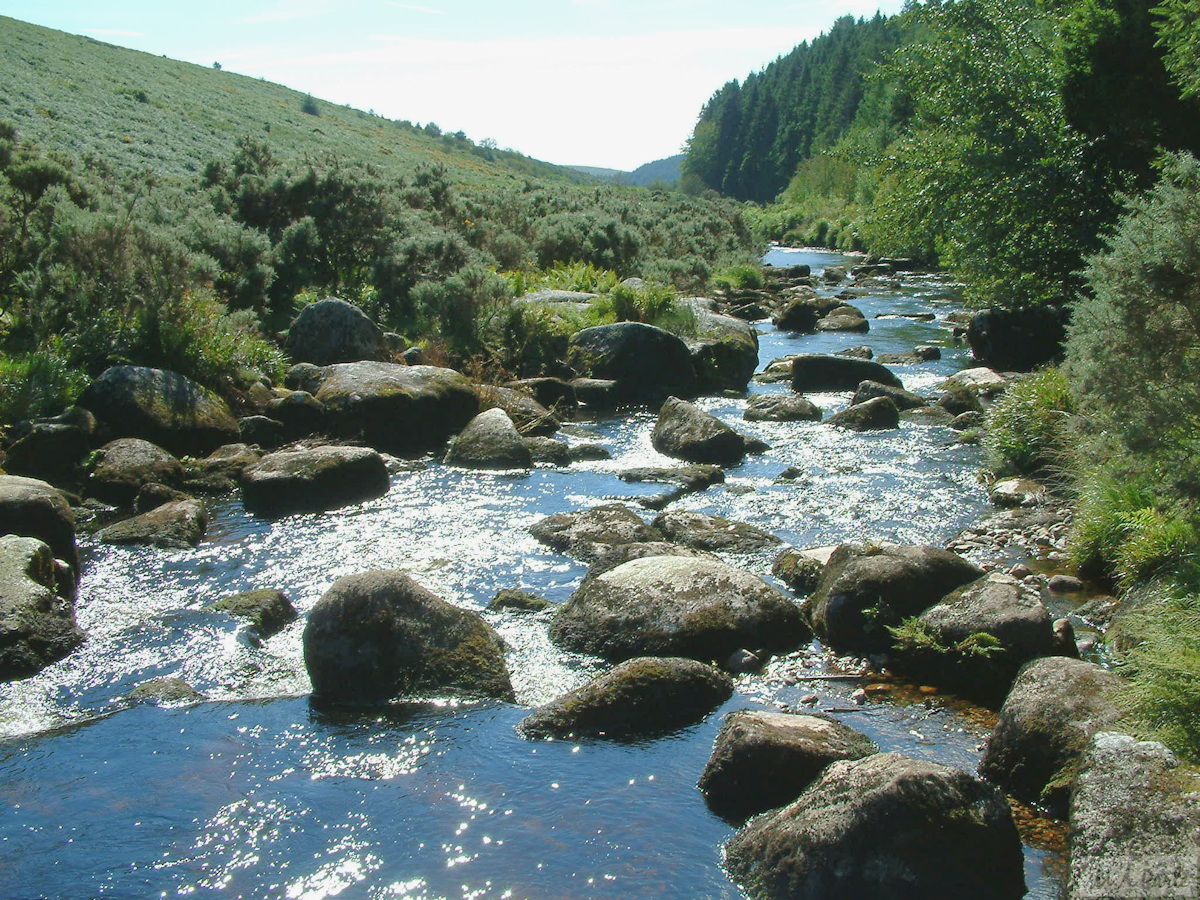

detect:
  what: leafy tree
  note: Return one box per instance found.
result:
[1154,0,1200,98]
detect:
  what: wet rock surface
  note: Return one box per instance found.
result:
[0,535,85,682]
[241,445,390,517]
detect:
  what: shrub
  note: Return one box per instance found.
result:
[983,367,1076,479]
[0,349,88,424]
[301,95,319,116]
[712,264,764,291]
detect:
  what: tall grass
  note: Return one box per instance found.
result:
[983,367,1076,480]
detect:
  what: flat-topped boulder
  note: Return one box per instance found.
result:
[284,297,386,366]
[617,465,725,509]
[241,445,390,517]
[95,499,208,549]
[851,380,927,411]
[444,408,532,470]
[979,656,1123,814]
[810,543,984,654]
[652,510,781,553]
[567,322,697,403]
[0,535,84,681]
[517,656,733,740]
[652,397,751,466]
[78,365,239,457]
[827,396,900,431]
[87,438,184,507]
[699,710,877,821]
[0,475,78,578]
[725,752,1025,900]
[744,395,821,422]
[303,569,513,703]
[529,503,663,563]
[313,361,479,454]
[549,555,809,663]
[790,355,903,392]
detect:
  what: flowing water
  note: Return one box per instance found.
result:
[0,249,1065,899]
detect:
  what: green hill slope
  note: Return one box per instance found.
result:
[0,15,591,189]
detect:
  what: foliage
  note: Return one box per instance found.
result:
[984,368,1077,478]
[505,261,622,296]
[888,617,1003,659]
[0,349,88,424]
[1154,0,1200,99]
[1065,152,1200,495]
[1115,587,1200,759]
[711,264,763,291]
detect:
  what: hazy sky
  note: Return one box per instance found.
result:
[0,0,906,170]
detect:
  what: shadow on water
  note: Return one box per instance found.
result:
[0,248,1065,898]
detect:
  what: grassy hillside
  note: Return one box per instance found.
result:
[0,15,592,190]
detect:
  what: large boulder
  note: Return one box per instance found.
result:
[652,510,781,554]
[851,380,927,411]
[684,304,760,393]
[967,305,1069,371]
[78,365,239,457]
[790,355,903,393]
[87,438,184,506]
[724,753,1025,900]
[815,305,869,333]
[1069,732,1200,900]
[699,710,877,821]
[549,555,809,663]
[0,476,79,578]
[303,569,513,702]
[827,396,900,431]
[95,499,208,549]
[652,397,750,466]
[212,588,297,638]
[241,445,390,517]
[979,656,1123,814]
[566,322,697,403]
[284,297,386,366]
[891,572,1056,701]
[313,362,479,455]
[517,656,733,740]
[444,409,532,469]
[809,544,985,654]
[0,535,84,681]
[263,391,327,442]
[744,395,821,422]
[529,503,663,563]
[3,406,100,488]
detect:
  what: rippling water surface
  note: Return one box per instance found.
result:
[0,249,1064,898]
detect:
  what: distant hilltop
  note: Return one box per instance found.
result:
[569,154,684,187]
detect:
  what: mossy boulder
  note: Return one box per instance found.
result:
[0,475,79,578]
[652,397,750,466]
[444,408,532,470]
[517,656,733,740]
[979,656,1123,815]
[772,549,824,595]
[78,365,239,457]
[486,589,553,614]
[303,569,513,703]
[809,544,984,654]
[725,752,1025,900]
[212,588,298,637]
[529,503,663,563]
[95,499,208,549]
[313,361,479,455]
[284,297,386,366]
[549,555,809,663]
[699,710,878,821]
[241,445,390,517]
[0,535,84,681]
[567,322,698,403]
[87,438,185,507]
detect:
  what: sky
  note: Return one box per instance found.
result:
[0,0,907,171]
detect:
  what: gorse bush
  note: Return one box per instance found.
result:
[983,368,1076,479]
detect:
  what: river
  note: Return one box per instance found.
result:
[0,248,1065,899]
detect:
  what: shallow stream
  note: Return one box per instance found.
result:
[0,249,1065,899]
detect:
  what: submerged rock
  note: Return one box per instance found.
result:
[127,677,204,705]
[241,445,390,517]
[724,752,1025,900]
[517,657,733,740]
[653,509,781,553]
[699,710,877,821]
[303,569,513,703]
[549,555,809,663]
[744,395,821,422]
[979,656,1123,814]
[617,465,725,509]
[212,588,298,638]
[486,589,553,614]
[809,544,984,654]
[529,503,663,563]
[0,535,84,681]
